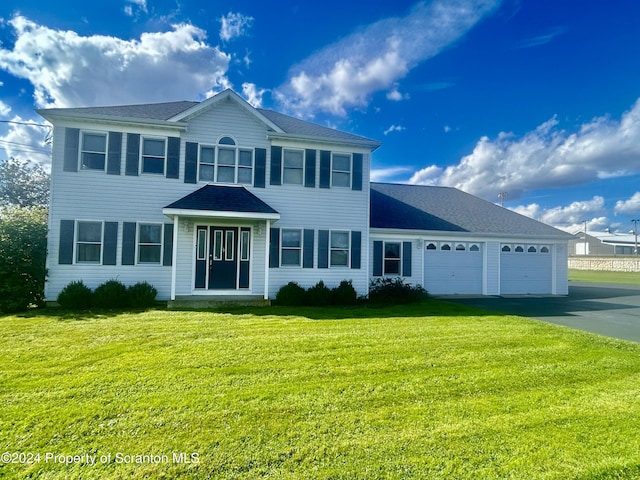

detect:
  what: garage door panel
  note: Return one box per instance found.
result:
[424,248,483,295]
[500,250,552,294]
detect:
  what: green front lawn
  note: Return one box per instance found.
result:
[569,269,640,284]
[1,303,639,479]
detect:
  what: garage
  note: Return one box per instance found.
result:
[424,241,483,295]
[500,244,552,294]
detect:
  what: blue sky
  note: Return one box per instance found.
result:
[1,0,640,234]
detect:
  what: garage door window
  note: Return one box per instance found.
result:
[470,244,480,252]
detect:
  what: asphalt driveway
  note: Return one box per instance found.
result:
[445,282,640,343]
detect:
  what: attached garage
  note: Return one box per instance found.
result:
[500,244,553,294]
[423,241,483,295]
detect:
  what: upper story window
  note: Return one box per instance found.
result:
[283,149,304,185]
[142,137,166,174]
[199,136,253,185]
[76,221,103,263]
[332,153,351,188]
[81,132,107,171]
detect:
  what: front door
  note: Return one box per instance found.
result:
[195,226,251,290]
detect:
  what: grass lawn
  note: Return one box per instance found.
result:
[1,302,640,479]
[569,269,640,284]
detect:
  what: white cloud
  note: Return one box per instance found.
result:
[383,124,406,136]
[0,15,231,108]
[276,0,501,116]
[241,82,267,108]
[219,12,254,42]
[0,100,11,116]
[370,166,414,182]
[409,98,640,201]
[124,0,148,17]
[0,116,52,167]
[510,197,608,232]
[615,192,640,216]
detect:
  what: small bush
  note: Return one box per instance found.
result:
[93,279,128,309]
[332,280,358,305]
[369,277,428,305]
[275,281,307,306]
[307,280,333,306]
[57,280,92,309]
[127,281,158,309]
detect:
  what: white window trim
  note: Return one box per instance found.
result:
[140,136,167,175]
[280,228,303,267]
[79,131,108,172]
[383,241,402,276]
[74,220,104,265]
[136,222,164,265]
[331,152,352,188]
[282,148,305,186]
[329,230,351,268]
[197,142,254,185]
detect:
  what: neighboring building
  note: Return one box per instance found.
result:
[570,232,616,256]
[38,89,572,302]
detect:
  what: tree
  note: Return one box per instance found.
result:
[0,206,48,312]
[0,157,50,208]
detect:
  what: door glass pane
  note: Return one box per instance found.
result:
[241,231,250,261]
[225,230,235,261]
[197,229,206,260]
[213,231,223,260]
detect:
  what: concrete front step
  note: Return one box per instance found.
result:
[167,295,270,309]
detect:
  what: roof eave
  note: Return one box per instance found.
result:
[267,132,382,151]
[162,207,280,221]
[36,110,187,131]
[369,227,573,240]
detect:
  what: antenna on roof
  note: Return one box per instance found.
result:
[497,192,508,207]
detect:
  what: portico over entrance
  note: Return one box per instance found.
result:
[163,184,280,300]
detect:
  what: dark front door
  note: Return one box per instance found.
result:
[208,227,238,289]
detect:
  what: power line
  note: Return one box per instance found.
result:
[0,120,50,128]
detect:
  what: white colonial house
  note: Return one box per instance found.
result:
[37,89,571,303]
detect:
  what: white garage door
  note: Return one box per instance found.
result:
[424,242,483,295]
[500,244,552,294]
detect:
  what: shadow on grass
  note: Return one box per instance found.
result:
[15,306,157,321]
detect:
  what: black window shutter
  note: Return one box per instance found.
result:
[269,227,280,268]
[107,132,122,175]
[402,242,412,277]
[318,230,329,268]
[63,128,79,172]
[184,142,198,184]
[352,153,363,191]
[270,146,282,185]
[373,241,383,276]
[103,222,118,265]
[122,222,137,265]
[351,231,362,269]
[319,150,331,189]
[303,229,314,268]
[163,224,174,266]
[125,134,140,176]
[304,149,316,188]
[166,137,180,179]
[254,148,266,188]
[59,220,75,264]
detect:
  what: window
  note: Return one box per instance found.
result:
[502,245,511,252]
[198,138,253,184]
[330,231,350,267]
[540,246,550,253]
[384,242,401,275]
[470,244,480,252]
[138,223,162,264]
[76,221,103,263]
[441,243,451,251]
[240,230,250,261]
[426,243,437,250]
[283,149,304,184]
[81,132,107,171]
[281,229,302,266]
[225,230,235,261]
[515,245,524,253]
[197,229,207,260]
[142,138,166,174]
[528,246,537,253]
[455,243,466,251]
[213,230,223,260]
[332,153,351,187]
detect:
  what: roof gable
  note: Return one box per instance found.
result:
[164,185,278,215]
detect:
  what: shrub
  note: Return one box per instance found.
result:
[275,281,307,306]
[332,280,358,305]
[57,280,92,309]
[307,280,333,306]
[127,281,158,309]
[0,206,47,313]
[93,279,128,309]
[369,277,428,305]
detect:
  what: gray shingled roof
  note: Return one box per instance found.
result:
[38,97,378,146]
[370,182,571,238]
[165,185,278,215]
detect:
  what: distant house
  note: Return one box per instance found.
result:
[37,89,572,302]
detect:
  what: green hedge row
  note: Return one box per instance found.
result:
[57,279,157,310]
